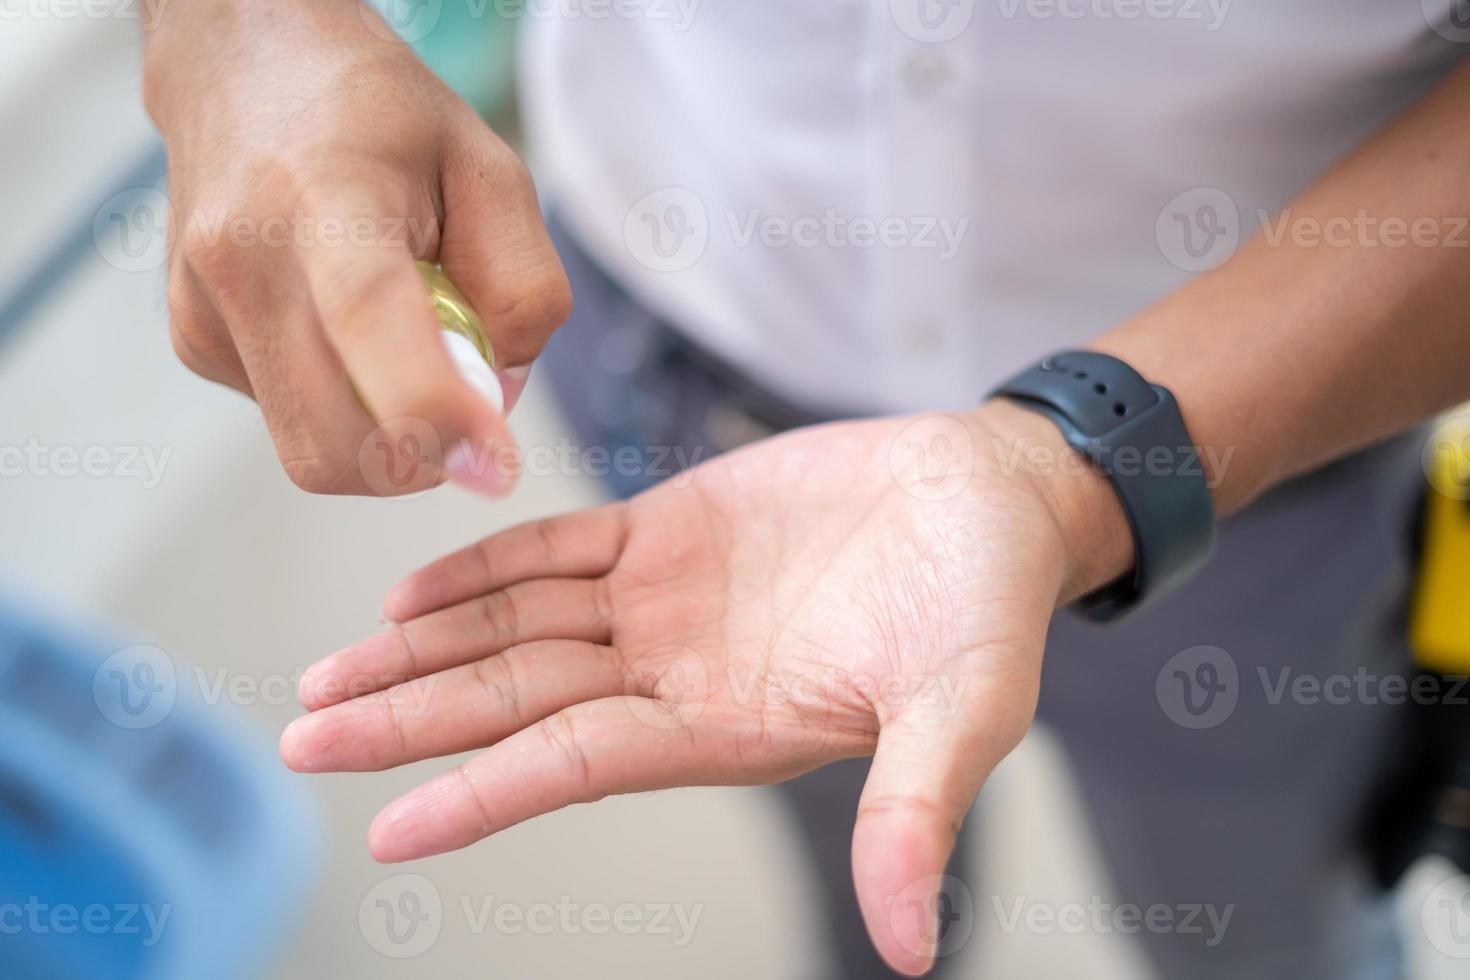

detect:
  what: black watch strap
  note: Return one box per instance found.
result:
[992,351,1216,621]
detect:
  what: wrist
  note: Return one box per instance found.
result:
[973,398,1135,605]
[141,0,364,128]
[140,0,247,128]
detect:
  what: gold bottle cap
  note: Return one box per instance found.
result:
[416,260,503,412]
[417,260,495,368]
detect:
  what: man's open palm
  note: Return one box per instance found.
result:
[282,413,1076,974]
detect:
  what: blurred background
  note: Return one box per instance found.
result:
[0,8,1465,979]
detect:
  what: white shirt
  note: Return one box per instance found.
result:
[520,1,1468,416]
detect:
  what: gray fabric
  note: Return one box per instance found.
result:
[539,217,1417,979]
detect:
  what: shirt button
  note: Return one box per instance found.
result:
[903,52,951,97]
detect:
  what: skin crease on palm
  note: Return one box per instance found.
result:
[279,406,1115,975]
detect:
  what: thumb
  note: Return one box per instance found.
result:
[438,135,572,410]
[851,710,1011,976]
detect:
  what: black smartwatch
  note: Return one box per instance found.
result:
[991,351,1216,621]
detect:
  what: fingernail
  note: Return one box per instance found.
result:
[496,364,533,416]
[443,438,514,497]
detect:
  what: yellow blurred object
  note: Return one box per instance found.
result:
[1410,413,1470,673]
[417,260,495,368]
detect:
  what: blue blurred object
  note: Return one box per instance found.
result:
[0,594,316,979]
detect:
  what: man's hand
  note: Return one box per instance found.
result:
[280,402,1130,974]
[142,0,570,495]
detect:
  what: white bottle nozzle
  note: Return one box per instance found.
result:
[441,330,504,413]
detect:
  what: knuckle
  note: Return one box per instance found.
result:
[391,623,423,677]
[167,323,209,377]
[486,264,574,359]
[590,577,615,626]
[141,70,167,129]
[298,163,416,230]
[277,442,354,495]
[177,167,311,292]
[448,134,532,197]
[165,282,229,380]
[472,655,523,726]
[281,456,336,494]
[476,590,520,648]
[496,153,540,203]
[177,220,233,284]
[539,266,575,324]
[855,793,965,837]
[533,519,563,571]
[317,265,404,342]
[453,762,497,829]
[494,144,534,185]
[394,392,460,431]
[377,697,409,763]
[535,713,594,795]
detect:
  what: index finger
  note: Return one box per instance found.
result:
[366,696,707,862]
[299,198,515,496]
[383,502,630,622]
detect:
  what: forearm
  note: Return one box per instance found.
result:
[1104,58,1470,514]
[994,58,1470,603]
